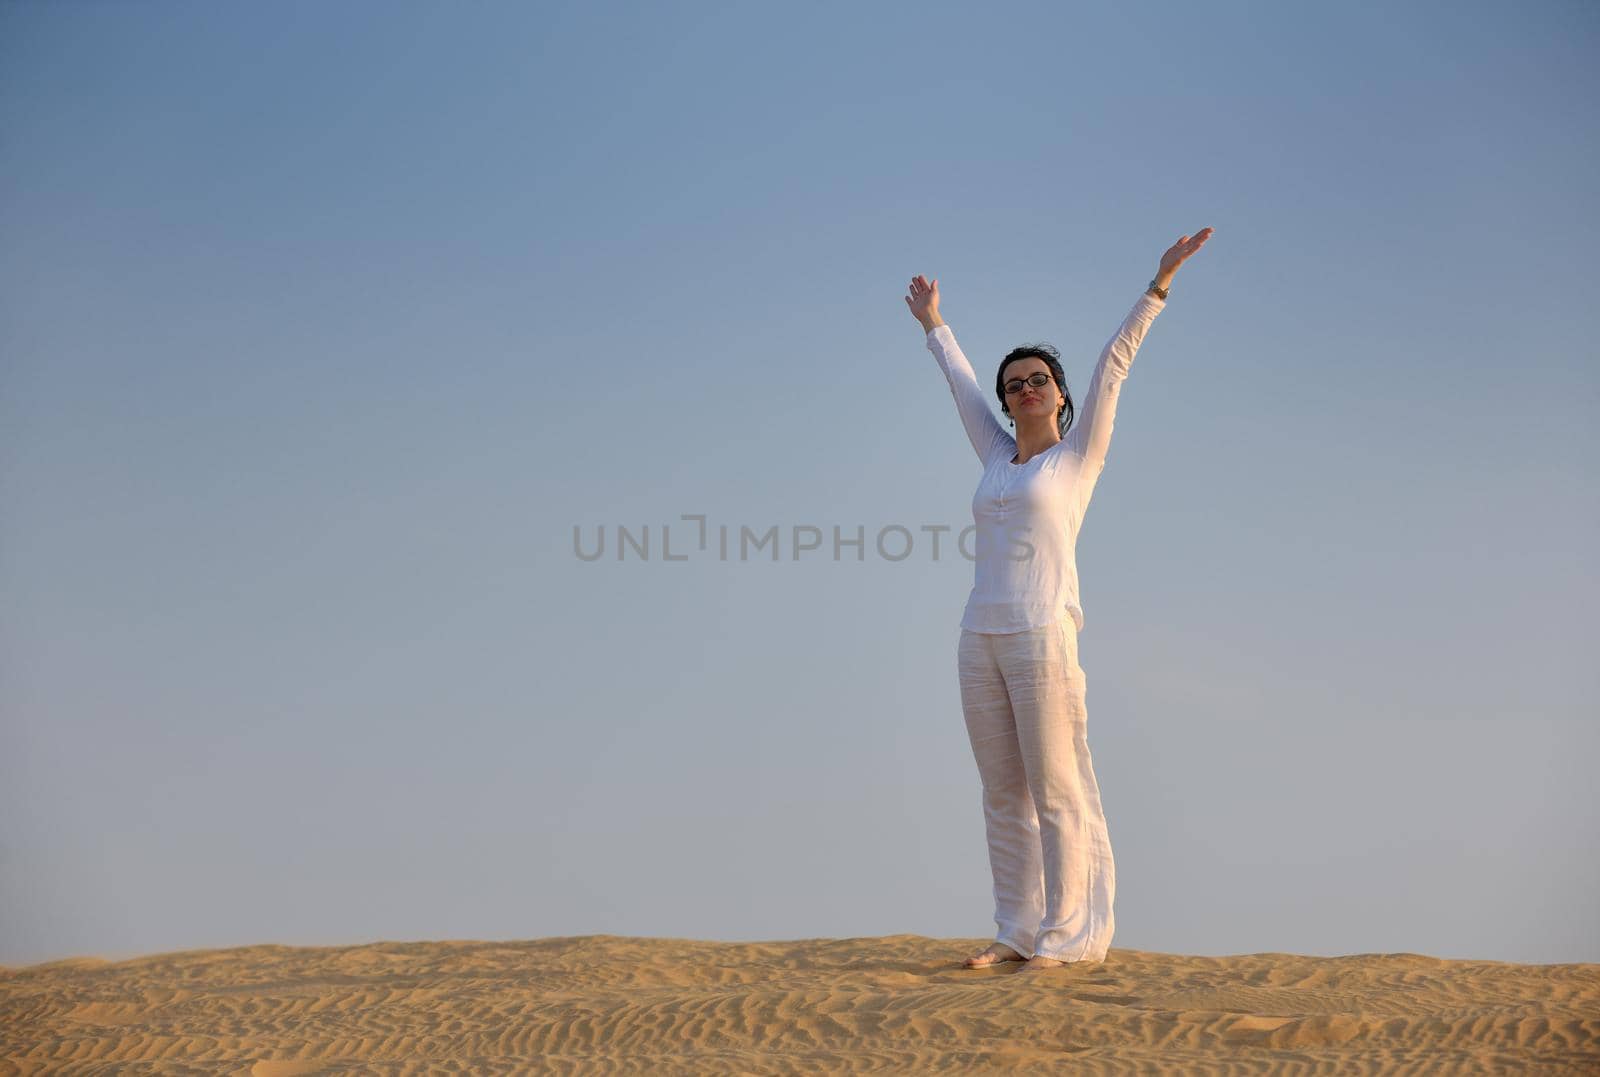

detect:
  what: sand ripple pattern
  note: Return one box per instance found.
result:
[3,935,1598,1074]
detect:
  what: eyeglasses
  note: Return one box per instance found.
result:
[1003,372,1053,395]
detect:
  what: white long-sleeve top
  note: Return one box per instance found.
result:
[926,289,1166,634]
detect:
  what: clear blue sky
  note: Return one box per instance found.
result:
[2,0,1596,968]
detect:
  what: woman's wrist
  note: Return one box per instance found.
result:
[921,314,946,332]
[1151,269,1175,293]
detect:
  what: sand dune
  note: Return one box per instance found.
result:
[3,935,1597,1073]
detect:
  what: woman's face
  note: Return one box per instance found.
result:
[1002,358,1061,420]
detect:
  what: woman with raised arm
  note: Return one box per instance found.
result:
[903,228,1214,972]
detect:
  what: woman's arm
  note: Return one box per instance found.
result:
[1066,228,1215,499]
[1062,290,1166,482]
[906,275,1014,466]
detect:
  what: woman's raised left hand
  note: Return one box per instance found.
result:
[1158,227,1215,277]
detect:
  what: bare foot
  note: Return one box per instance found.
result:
[1019,955,1068,973]
[962,942,1026,968]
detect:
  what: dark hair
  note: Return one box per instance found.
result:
[995,344,1075,436]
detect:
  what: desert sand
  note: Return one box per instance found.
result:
[3,934,1597,1073]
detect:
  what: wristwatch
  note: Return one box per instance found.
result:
[1146,279,1169,300]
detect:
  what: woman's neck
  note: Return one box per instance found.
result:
[1012,420,1062,463]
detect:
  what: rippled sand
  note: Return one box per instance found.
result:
[4,935,1597,1073]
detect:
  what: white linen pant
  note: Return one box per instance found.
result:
[957,616,1116,963]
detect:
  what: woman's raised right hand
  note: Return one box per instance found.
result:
[904,274,940,327]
